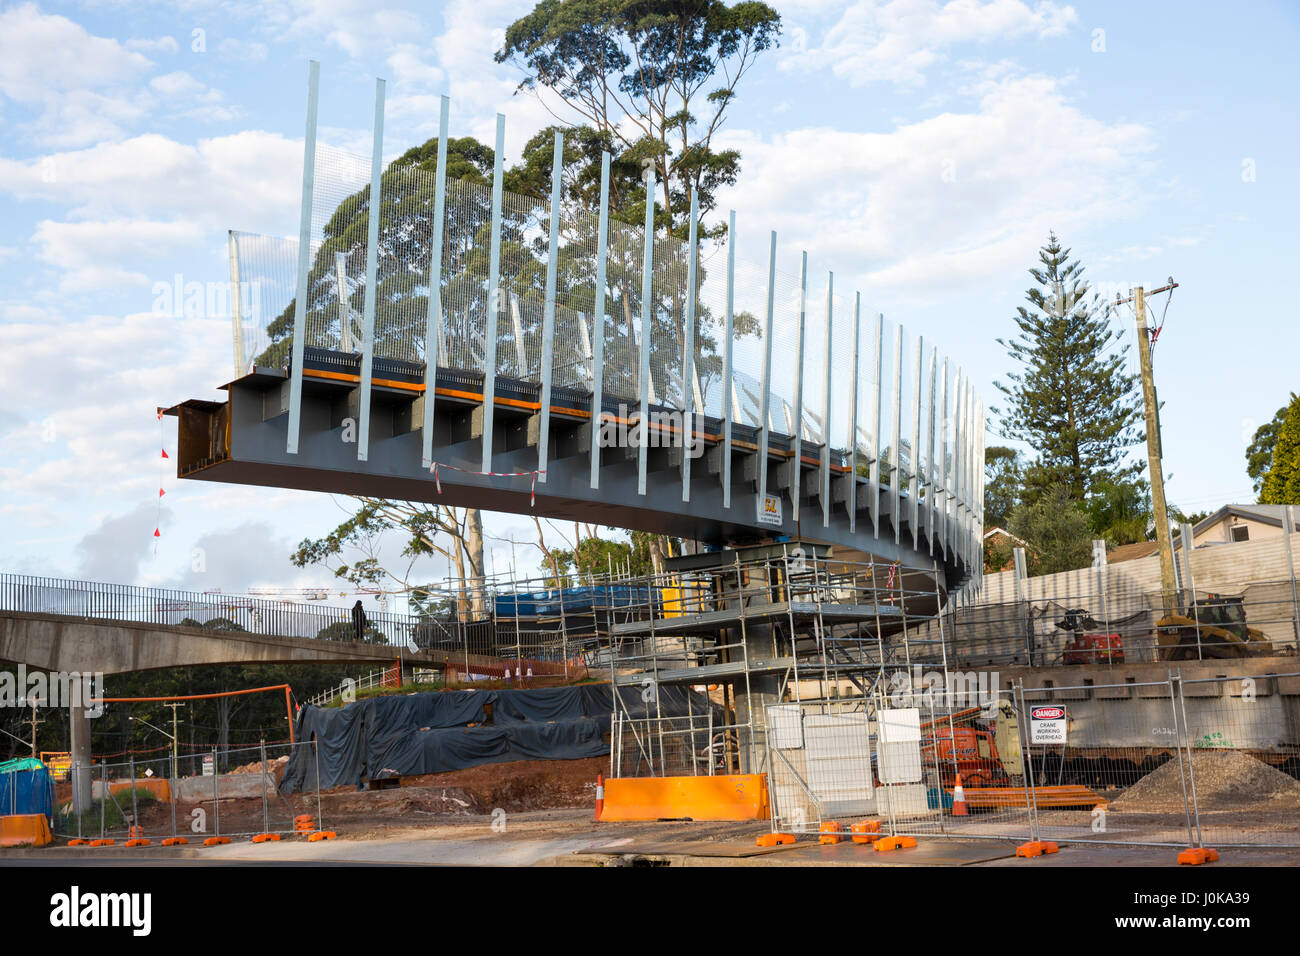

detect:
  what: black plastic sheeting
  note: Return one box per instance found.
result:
[279,684,717,794]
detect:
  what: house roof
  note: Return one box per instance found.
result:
[1193,504,1300,536]
[1107,540,1159,564]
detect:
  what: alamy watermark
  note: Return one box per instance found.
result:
[887,666,1001,714]
[0,666,105,717]
[598,404,704,457]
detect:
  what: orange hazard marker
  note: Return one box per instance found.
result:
[756,833,796,847]
[252,833,282,843]
[873,835,918,852]
[952,774,968,816]
[851,820,882,844]
[308,830,337,842]
[818,821,844,845]
[1016,841,1059,858]
[161,837,188,846]
[1177,847,1219,865]
[594,774,605,821]
[203,836,231,846]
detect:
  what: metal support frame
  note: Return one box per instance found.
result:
[722,210,736,508]
[637,168,655,496]
[939,357,950,557]
[536,130,564,483]
[681,190,699,501]
[421,95,450,470]
[285,60,319,456]
[924,348,938,550]
[757,231,777,513]
[791,251,807,520]
[847,292,860,532]
[820,272,833,527]
[356,77,386,463]
[870,313,883,538]
[228,231,244,379]
[909,336,923,550]
[481,114,506,472]
[890,323,903,546]
[589,152,611,491]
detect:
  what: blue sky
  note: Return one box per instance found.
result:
[0,0,1296,598]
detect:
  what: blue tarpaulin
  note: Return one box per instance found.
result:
[0,757,56,825]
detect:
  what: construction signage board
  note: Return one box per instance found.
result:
[1030,705,1067,744]
[757,493,783,526]
[202,754,215,777]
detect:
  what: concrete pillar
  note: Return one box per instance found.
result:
[69,702,92,813]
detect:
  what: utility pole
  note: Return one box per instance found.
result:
[1116,281,1179,615]
[163,702,185,780]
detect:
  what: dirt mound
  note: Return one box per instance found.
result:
[1111,751,1300,811]
[227,756,288,776]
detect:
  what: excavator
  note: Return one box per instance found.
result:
[1156,593,1273,661]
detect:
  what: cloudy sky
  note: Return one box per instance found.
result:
[0,0,1296,601]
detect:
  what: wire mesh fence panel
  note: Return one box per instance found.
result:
[613,714,719,778]
[440,175,493,375]
[875,687,1034,843]
[1019,678,1196,847]
[1174,672,1300,848]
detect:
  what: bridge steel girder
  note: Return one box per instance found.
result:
[169,372,975,590]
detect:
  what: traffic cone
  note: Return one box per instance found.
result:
[952,774,968,816]
[594,774,605,821]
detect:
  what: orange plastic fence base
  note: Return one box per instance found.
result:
[203,836,231,846]
[88,839,115,847]
[307,830,338,842]
[1178,847,1219,865]
[756,833,796,847]
[252,833,282,843]
[124,838,151,847]
[818,821,844,845]
[161,837,188,846]
[873,835,918,852]
[1016,841,1059,857]
[67,839,88,847]
[851,820,882,844]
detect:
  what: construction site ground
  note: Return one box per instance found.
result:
[8,809,1300,866]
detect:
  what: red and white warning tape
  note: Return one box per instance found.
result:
[430,461,546,507]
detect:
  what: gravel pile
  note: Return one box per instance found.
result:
[1112,751,1300,811]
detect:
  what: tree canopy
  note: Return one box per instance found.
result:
[1260,393,1300,504]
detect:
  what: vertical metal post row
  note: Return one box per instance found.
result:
[421,95,450,470]
[790,252,807,521]
[589,152,611,491]
[924,348,938,551]
[870,314,883,539]
[820,273,833,527]
[356,77,386,463]
[939,357,950,558]
[890,323,903,546]
[681,190,699,502]
[536,130,564,483]
[950,369,965,561]
[756,232,777,515]
[285,60,320,456]
[721,210,736,508]
[228,231,244,379]
[909,336,923,550]
[847,292,861,532]
[481,114,506,472]
[636,169,655,496]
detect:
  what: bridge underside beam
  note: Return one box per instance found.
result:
[170,368,972,590]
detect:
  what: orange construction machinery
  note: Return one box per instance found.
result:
[920,704,1106,811]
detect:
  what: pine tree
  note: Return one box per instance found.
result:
[993,233,1144,505]
[1260,394,1300,504]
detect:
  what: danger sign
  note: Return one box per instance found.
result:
[1030,705,1068,744]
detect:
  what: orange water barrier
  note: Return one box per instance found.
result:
[0,813,54,847]
[597,774,770,822]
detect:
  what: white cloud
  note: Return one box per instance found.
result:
[783,0,1078,88]
[715,72,1152,302]
[0,3,152,146]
